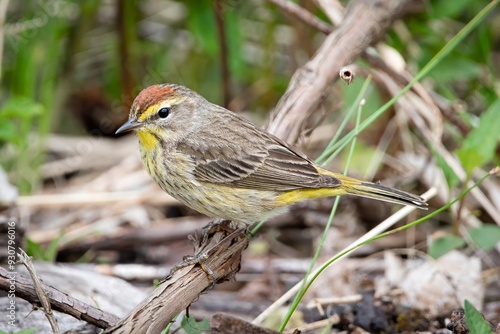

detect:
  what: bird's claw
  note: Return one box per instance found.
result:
[165,219,244,288]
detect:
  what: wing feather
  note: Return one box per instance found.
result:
[176,109,341,191]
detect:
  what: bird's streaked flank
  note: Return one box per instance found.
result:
[116,84,427,223]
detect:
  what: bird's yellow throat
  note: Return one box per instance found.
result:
[137,130,159,151]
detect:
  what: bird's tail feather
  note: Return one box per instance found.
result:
[335,174,428,209]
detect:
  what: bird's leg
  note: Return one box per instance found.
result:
[166,219,246,288]
[200,219,243,239]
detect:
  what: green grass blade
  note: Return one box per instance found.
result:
[315,77,372,165]
[279,94,365,332]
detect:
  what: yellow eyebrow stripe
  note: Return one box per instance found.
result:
[138,105,158,122]
[136,96,187,122]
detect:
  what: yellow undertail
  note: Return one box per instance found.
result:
[276,168,427,209]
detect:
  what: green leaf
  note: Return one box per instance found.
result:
[15,329,38,334]
[429,57,483,83]
[25,239,47,261]
[161,313,181,334]
[430,0,470,19]
[457,148,484,174]
[428,234,465,258]
[0,123,18,143]
[0,97,44,119]
[464,300,494,334]
[341,142,376,176]
[434,149,460,188]
[181,315,210,334]
[0,329,38,334]
[457,98,500,173]
[226,10,245,78]
[469,225,500,251]
[25,236,60,262]
[186,1,218,57]
[44,233,62,262]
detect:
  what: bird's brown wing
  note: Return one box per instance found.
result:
[177,118,341,191]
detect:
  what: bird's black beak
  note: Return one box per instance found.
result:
[116,117,142,134]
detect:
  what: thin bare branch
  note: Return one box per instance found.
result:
[0,266,119,329]
[17,250,60,333]
[214,0,231,108]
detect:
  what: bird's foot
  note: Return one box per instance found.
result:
[165,219,247,288]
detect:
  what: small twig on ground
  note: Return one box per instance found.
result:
[306,294,363,309]
[17,249,60,333]
[283,315,343,334]
[15,190,178,208]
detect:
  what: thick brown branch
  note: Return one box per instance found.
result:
[0,266,119,329]
[266,0,422,143]
[268,0,423,94]
[105,227,248,334]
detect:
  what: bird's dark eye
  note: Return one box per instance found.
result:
[158,107,171,118]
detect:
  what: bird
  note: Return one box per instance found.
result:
[116,84,427,223]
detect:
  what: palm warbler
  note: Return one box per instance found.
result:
[116,84,427,222]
